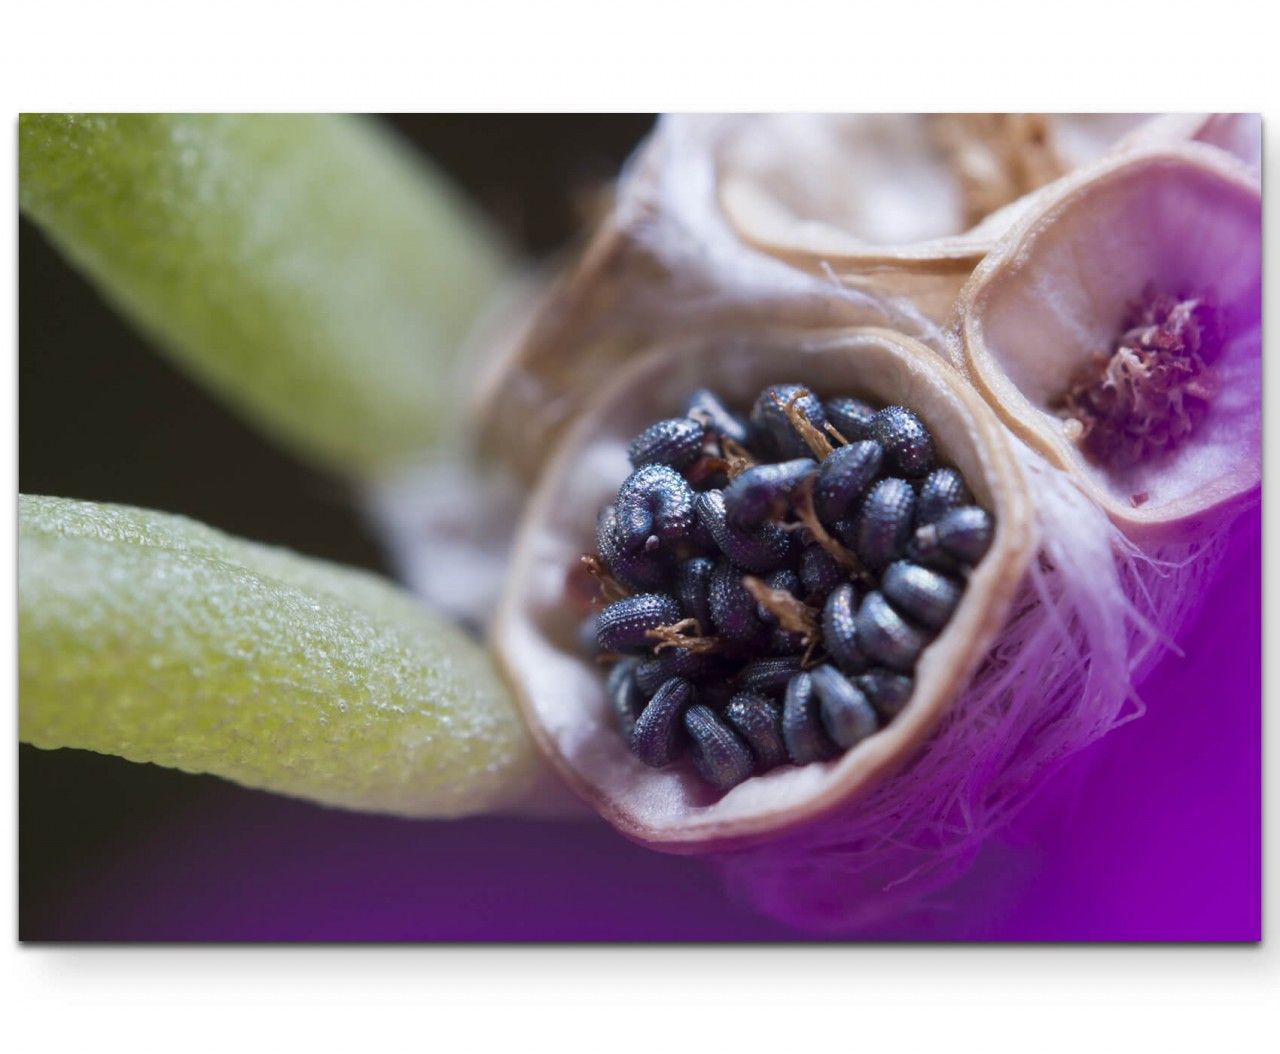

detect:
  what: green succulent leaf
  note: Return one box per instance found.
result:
[18,494,559,818]
[18,114,514,476]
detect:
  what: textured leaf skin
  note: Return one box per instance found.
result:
[19,114,513,475]
[18,495,554,818]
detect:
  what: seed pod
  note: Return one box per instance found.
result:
[799,544,845,607]
[856,669,915,719]
[813,440,883,523]
[929,505,994,565]
[723,458,815,526]
[881,561,964,630]
[736,656,804,696]
[724,692,788,770]
[708,560,767,646]
[751,383,827,459]
[916,467,971,526]
[822,583,866,673]
[824,397,877,442]
[782,672,838,765]
[956,143,1260,540]
[871,406,935,478]
[596,593,682,653]
[684,387,750,446]
[596,505,670,590]
[855,591,931,672]
[496,329,1032,850]
[628,416,707,470]
[615,464,697,553]
[695,489,794,573]
[606,659,646,738]
[683,705,756,791]
[810,665,879,749]
[856,477,917,571]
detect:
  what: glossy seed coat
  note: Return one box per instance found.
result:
[810,664,879,750]
[615,464,697,553]
[635,649,728,696]
[751,383,827,459]
[856,669,915,719]
[683,705,756,790]
[916,467,971,526]
[736,655,804,696]
[932,505,995,565]
[782,672,837,765]
[630,677,693,767]
[855,591,932,672]
[799,544,845,606]
[813,440,883,523]
[882,560,964,630]
[824,397,878,442]
[724,692,788,770]
[606,659,646,738]
[696,490,794,573]
[723,458,815,526]
[822,583,866,673]
[596,593,682,652]
[871,405,935,478]
[596,505,669,590]
[856,477,917,571]
[675,556,715,630]
[628,416,707,470]
[708,560,768,645]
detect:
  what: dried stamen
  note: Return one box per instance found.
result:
[580,554,629,604]
[646,618,721,654]
[776,388,835,460]
[1056,288,1223,469]
[742,576,820,643]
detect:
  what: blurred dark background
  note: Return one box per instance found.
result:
[18,115,664,939]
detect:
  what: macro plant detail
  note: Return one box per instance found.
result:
[18,113,1261,934]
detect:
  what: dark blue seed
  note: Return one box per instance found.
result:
[751,383,828,459]
[905,528,965,575]
[821,583,866,672]
[596,593,682,653]
[855,591,931,672]
[782,672,838,764]
[756,568,803,624]
[606,660,646,738]
[615,464,697,554]
[810,664,879,750]
[813,440,883,523]
[856,477,917,571]
[737,655,804,696]
[931,505,994,565]
[882,560,963,630]
[683,705,756,790]
[871,405,935,478]
[635,649,730,696]
[596,506,670,590]
[723,458,815,526]
[824,397,878,442]
[724,693,788,770]
[767,627,808,656]
[676,556,715,629]
[577,614,601,657]
[628,416,707,470]
[916,467,971,526]
[708,560,767,645]
[799,544,845,607]
[695,489,794,573]
[631,677,693,767]
[683,388,750,446]
[856,669,915,719]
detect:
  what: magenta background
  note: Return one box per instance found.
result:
[25,511,1260,942]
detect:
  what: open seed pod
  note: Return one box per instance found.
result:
[956,143,1261,541]
[467,118,927,485]
[493,326,1033,852]
[716,114,1157,324]
[1120,112,1261,173]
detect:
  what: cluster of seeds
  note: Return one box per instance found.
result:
[575,383,995,793]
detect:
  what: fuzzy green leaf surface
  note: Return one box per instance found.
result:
[19,114,513,476]
[18,494,554,818]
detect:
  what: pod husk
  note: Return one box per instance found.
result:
[492,326,1033,852]
[955,143,1261,542]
